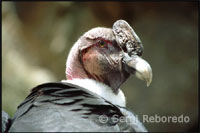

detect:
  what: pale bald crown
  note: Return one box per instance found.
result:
[84,27,115,40]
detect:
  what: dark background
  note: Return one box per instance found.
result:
[2,1,198,132]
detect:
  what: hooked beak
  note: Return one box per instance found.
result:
[122,53,152,86]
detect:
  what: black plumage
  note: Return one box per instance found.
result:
[8,82,146,132]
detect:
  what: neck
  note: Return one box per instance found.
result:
[62,78,126,107]
[66,38,89,80]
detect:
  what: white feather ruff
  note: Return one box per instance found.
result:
[62,79,126,107]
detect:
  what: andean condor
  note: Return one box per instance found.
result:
[2,20,152,132]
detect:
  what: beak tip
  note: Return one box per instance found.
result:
[146,79,152,87]
[146,72,152,87]
[146,71,152,87]
[135,63,152,87]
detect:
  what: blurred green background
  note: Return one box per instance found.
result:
[2,1,198,132]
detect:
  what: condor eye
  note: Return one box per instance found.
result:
[98,40,106,48]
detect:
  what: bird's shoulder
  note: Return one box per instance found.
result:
[10,82,137,132]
